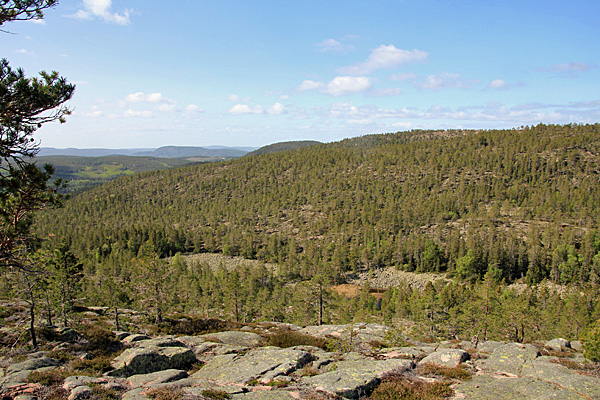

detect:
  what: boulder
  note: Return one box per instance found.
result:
[63,376,107,390]
[477,340,505,354]
[128,369,189,388]
[379,346,435,360]
[419,348,470,368]
[192,346,313,384]
[546,338,571,352]
[200,331,262,347]
[6,357,61,375]
[122,334,151,345]
[68,385,92,400]
[299,323,389,345]
[304,357,413,399]
[134,337,186,348]
[107,346,197,377]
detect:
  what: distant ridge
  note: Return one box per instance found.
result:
[39,146,254,158]
[133,146,249,158]
[38,148,152,157]
[247,140,322,157]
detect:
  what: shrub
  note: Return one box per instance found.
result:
[416,363,471,381]
[79,324,121,354]
[201,389,231,399]
[89,385,121,400]
[27,369,67,386]
[145,386,183,400]
[371,373,453,400]
[156,316,240,335]
[70,355,113,375]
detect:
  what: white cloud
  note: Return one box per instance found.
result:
[185,104,203,113]
[16,48,34,55]
[488,79,507,90]
[124,109,152,118]
[417,73,479,90]
[298,80,324,91]
[227,94,251,102]
[325,76,372,96]
[315,38,354,54]
[229,104,264,115]
[267,102,286,115]
[124,92,170,103]
[155,104,177,112]
[70,0,132,25]
[338,45,428,75]
[298,76,372,96]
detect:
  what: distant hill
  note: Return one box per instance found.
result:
[34,155,194,193]
[246,140,322,156]
[132,146,250,158]
[39,146,254,158]
[38,148,152,157]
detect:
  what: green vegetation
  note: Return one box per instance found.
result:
[23,123,600,342]
[246,140,322,156]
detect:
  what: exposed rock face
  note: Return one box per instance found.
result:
[2,325,600,400]
[107,346,197,377]
[479,342,540,375]
[546,337,571,352]
[192,346,313,384]
[419,348,470,368]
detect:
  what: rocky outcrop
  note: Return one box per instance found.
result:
[2,327,599,400]
[107,346,196,377]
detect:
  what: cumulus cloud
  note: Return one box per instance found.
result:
[228,102,287,116]
[417,73,479,90]
[267,102,286,115]
[16,49,34,55]
[338,45,428,75]
[70,0,132,25]
[124,109,152,118]
[488,79,508,90]
[298,76,372,96]
[314,38,354,54]
[125,92,163,103]
[229,104,264,115]
[185,104,203,113]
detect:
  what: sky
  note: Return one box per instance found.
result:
[2,0,600,149]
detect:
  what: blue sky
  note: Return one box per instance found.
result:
[2,0,599,148]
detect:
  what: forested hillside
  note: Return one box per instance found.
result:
[37,124,600,283]
[27,124,600,340]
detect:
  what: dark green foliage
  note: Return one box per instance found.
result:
[583,320,600,363]
[246,140,322,156]
[0,1,57,26]
[79,324,121,354]
[156,316,241,335]
[201,389,231,400]
[265,330,329,350]
[70,355,114,375]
